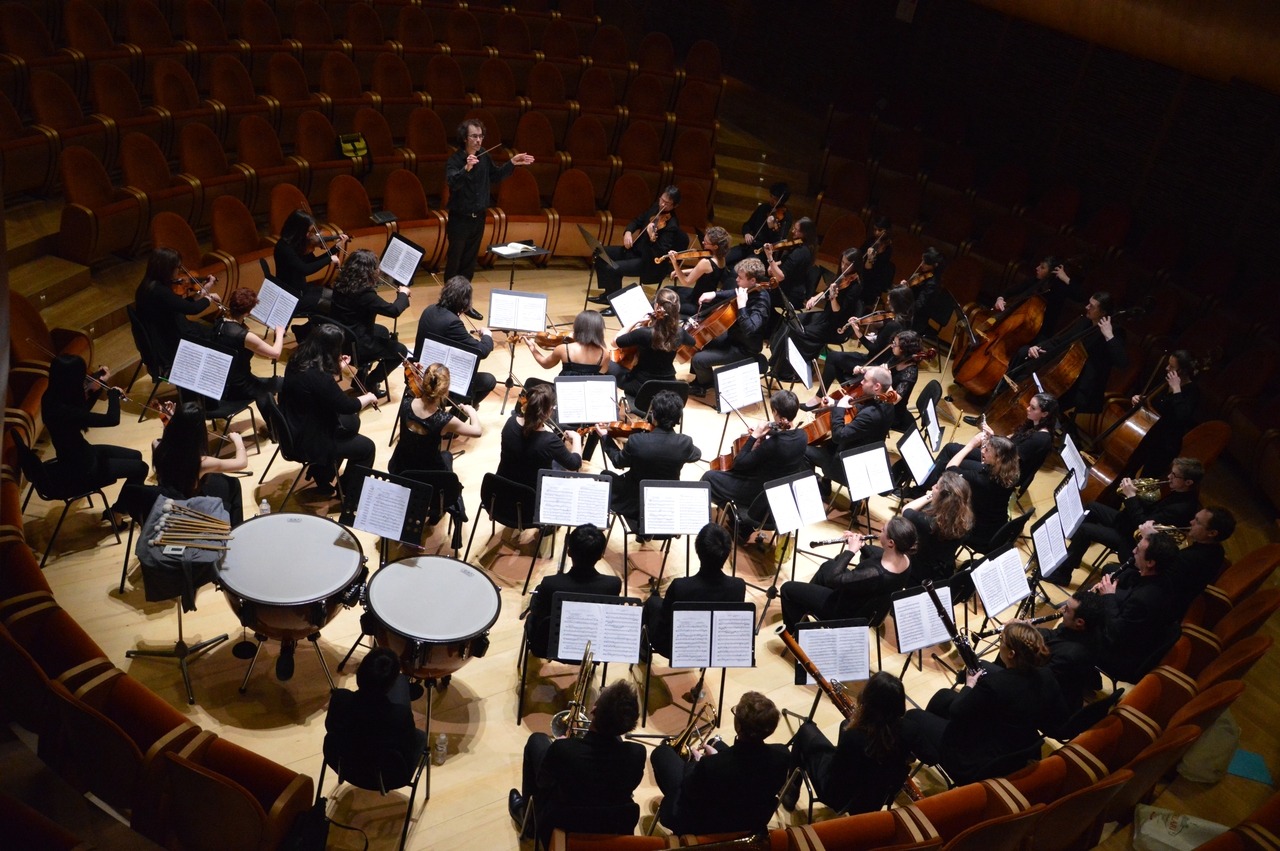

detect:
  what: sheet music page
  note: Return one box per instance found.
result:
[792,474,828,529]
[764,479,802,534]
[169,339,233,400]
[714,360,764,414]
[610,285,652,330]
[554,376,618,425]
[536,474,611,527]
[710,609,755,668]
[491,242,534,257]
[250,278,299,328]
[898,428,936,486]
[1032,511,1069,577]
[595,602,642,663]
[840,445,894,502]
[786,339,814,390]
[641,484,710,536]
[924,398,941,452]
[972,547,1028,616]
[1062,435,1088,490]
[416,337,478,396]
[893,586,953,654]
[798,628,839,686]
[1056,471,1086,536]
[669,609,711,668]
[797,626,870,685]
[380,235,424,285]
[555,601,600,661]
[488,290,547,332]
[352,475,412,540]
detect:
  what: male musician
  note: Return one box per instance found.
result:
[818,284,914,392]
[642,523,744,658]
[324,647,426,774]
[596,390,701,528]
[786,247,862,375]
[687,258,773,397]
[1014,291,1127,420]
[1160,506,1235,618]
[764,216,818,319]
[993,255,1082,340]
[805,365,896,501]
[700,390,809,534]
[444,119,535,305]
[510,680,646,844]
[590,185,683,315]
[650,691,790,836]
[725,181,792,270]
[858,216,895,310]
[905,247,945,335]
[525,524,621,658]
[1042,591,1109,712]
[1093,530,1181,683]
[1044,456,1203,586]
[413,276,497,406]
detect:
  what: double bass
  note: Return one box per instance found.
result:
[952,289,1048,397]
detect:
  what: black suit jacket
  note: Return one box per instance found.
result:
[279,365,364,466]
[1043,627,1103,711]
[1167,542,1225,619]
[526,569,622,657]
[1100,572,1177,681]
[535,731,646,827]
[324,687,422,772]
[602,428,701,518]
[665,740,790,835]
[331,288,409,360]
[831,398,894,450]
[649,569,747,657]
[414,304,494,363]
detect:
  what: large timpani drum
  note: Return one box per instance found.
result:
[365,556,502,679]
[219,514,366,642]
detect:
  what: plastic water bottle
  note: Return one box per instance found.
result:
[433,733,447,765]
[258,498,271,516]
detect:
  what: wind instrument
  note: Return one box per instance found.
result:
[550,641,594,738]
[665,702,721,760]
[1133,524,1191,546]
[777,628,857,719]
[921,581,983,677]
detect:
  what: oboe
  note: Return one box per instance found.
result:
[921,580,982,676]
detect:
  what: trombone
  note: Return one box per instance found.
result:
[665,702,721,761]
[551,641,594,738]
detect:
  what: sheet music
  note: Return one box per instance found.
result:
[798,626,870,685]
[640,482,710,536]
[488,290,547,332]
[714,359,764,414]
[893,585,953,654]
[764,473,825,535]
[971,546,1029,616]
[380,234,424,285]
[610,285,652,330]
[536,472,611,527]
[924,398,941,452]
[249,278,299,328]
[786,339,814,390]
[557,600,641,663]
[898,428,936,486]
[416,336,478,396]
[840,445,894,502]
[669,609,712,667]
[351,475,411,540]
[1062,434,1088,490]
[710,609,755,668]
[169,339,233,400]
[1055,471,1087,536]
[491,241,538,257]
[554,376,618,425]
[1032,510,1069,577]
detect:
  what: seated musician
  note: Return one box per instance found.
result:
[669,226,731,316]
[133,247,221,368]
[650,691,789,836]
[993,255,1082,339]
[804,365,896,502]
[902,622,1067,785]
[596,390,701,529]
[1126,349,1201,479]
[764,216,818,320]
[857,216,894,310]
[1042,591,1109,713]
[388,363,481,477]
[525,524,621,658]
[1092,530,1181,682]
[1044,456,1202,587]
[324,647,426,773]
[609,287,695,398]
[330,248,411,399]
[907,247,946,335]
[641,523,744,659]
[790,247,862,368]
[930,431,1019,547]
[510,680,646,843]
[782,671,911,815]
[523,310,610,376]
[152,402,249,526]
[414,276,497,406]
[700,390,809,536]
[818,285,915,392]
[687,258,774,398]
[725,181,791,270]
[274,209,345,314]
[899,471,974,584]
[496,383,583,491]
[949,393,1058,491]
[1163,506,1235,619]
[779,517,916,633]
[589,185,683,315]
[208,287,284,418]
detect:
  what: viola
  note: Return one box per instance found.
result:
[579,420,655,440]
[754,237,803,256]
[905,270,934,289]
[660,248,713,264]
[827,386,902,408]
[523,331,574,348]
[403,360,427,398]
[611,306,668,369]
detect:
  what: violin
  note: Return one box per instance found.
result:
[769,205,788,226]
[611,305,668,369]
[659,248,713,264]
[826,386,902,408]
[522,331,574,348]
[636,208,673,243]
[904,270,934,289]
[863,232,890,268]
[579,420,655,440]
[709,422,787,472]
[836,310,894,336]
[753,237,803,256]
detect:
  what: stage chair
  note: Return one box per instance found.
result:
[8,291,92,371]
[672,79,721,152]
[563,114,620,209]
[235,114,308,217]
[380,169,446,270]
[289,0,351,88]
[576,66,628,152]
[179,0,252,95]
[513,110,567,206]
[29,70,115,170]
[549,168,611,260]
[604,172,658,248]
[464,473,552,595]
[493,168,556,263]
[234,0,302,91]
[636,32,681,111]
[0,3,84,113]
[616,121,670,203]
[539,17,588,96]
[524,61,580,150]
[390,5,447,87]
[1180,588,1280,677]
[683,39,724,89]
[326,174,395,255]
[1195,635,1272,692]
[120,129,203,244]
[0,90,56,199]
[320,50,375,135]
[971,162,1031,232]
[814,163,873,236]
[1096,725,1202,831]
[442,8,494,86]
[492,13,542,88]
[63,0,143,95]
[268,182,316,239]
[670,128,716,219]
[13,432,122,569]
[317,722,429,851]
[294,109,358,209]
[152,59,227,150]
[149,211,231,286]
[258,396,334,511]
[120,0,199,101]
[352,106,413,204]
[1166,680,1246,733]
[343,1,390,86]
[422,55,480,141]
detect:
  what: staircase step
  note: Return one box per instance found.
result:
[93,324,144,385]
[10,255,91,309]
[4,199,61,267]
[39,283,134,341]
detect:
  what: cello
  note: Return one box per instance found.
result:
[676,278,779,363]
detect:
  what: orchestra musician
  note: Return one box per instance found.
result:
[329,248,411,399]
[324,647,427,779]
[496,383,583,491]
[902,622,1067,785]
[778,517,917,632]
[274,209,345,314]
[994,255,1082,338]
[42,355,150,526]
[414,277,498,406]
[940,431,1020,547]
[764,217,818,319]
[1044,456,1203,587]
[898,471,974,583]
[1144,506,1235,619]
[687,257,773,398]
[1092,530,1182,683]
[152,401,248,525]
[804,365,896,502]
[1126,349,1201,479]
[524,524,621,658]
[641,522,743,659]
[596,390,701,529]
[906,247,945,335]
[1041,592,1109,712]
[207,287,284,419]
[948,394,1058,491]
[590,185,683,315]
[782,671,911,815]
[388,363,480,477]
[789,247,862,367]
[818,285,915,391]
[669,226,730,316]
[278,323,378,498]
[523,310,610,376]
[133,247,220,368]
[858,216,895,310]
[725,181,792,270]
[445,119,535,290]
[650,691,789,836]
[609,287,695,397]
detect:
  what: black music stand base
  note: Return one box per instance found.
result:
[498,339,524,416]
[126,605,228,706]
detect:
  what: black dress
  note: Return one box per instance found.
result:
[495,416,583,491]
[611,326,695,397]
[388,403,454,476]
[42,389,149,513]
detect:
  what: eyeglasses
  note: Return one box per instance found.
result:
[467,133,485,139]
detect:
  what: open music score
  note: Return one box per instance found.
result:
[609,283,653,330]
[1054,470,1087,536]
[488,289,547,333]
[490,241,544,258]
[923,397,942,453]
[1061,434,1088,491]
[1031,509,1070,579]
[897,428,936,489]
[351,474,412,541]
[535,470,611,529]
[379,233,425,286]
[839,443,895,503]
[554,375,619,425]
[170,339,233,400]
[670,602,756,668]
[763,471,827,535]
[713,358,765,415]
[417,333,479,397]
[249,278,299,329]
[794,619,870,686]
[970,543,1030,617]
[893,583,955,655]
[553,593,643,664]
[783,339,815,390]
[639,481,711,537]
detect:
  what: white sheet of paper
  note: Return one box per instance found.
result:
[380,234,424,285]
[893,585,954,655]
[1056,471,1087,536]
[640,483,710,536]
[924,397,941,452]
[351,475,412,540]
[554,376,618,425]
[669,609,712,668]
[610,285,653,330]
[488,290,547,332]
[972,546,1029,616]
[169,339,233,400]
[556,600,640,663]
[714,359,764,414]
[249,278,299,328]
[798,625,871,685]
[840,445,894,502]
[491,242,538,257]
[898,428,936,486]
[416,337,478,396]
[555,601,599,662]
[709,609,755,668]
[786,339,814,390]
[536,474,610,527]
[1062,434,1088,490]
[1032,510,1069,578]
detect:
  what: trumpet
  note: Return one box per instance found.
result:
[550,641,594,738]
[1133,524,1191,546]
[666,702,721,760]
[1130,477,1169,501]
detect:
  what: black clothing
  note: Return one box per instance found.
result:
[42,388,149,513]
[789,721,910,814]
[1042,626,1104,712]
[780,547,913,631]
[674,258,726,316]
[273,239,336,314]
[526,567,622,657]
[651,739,789,835]
[887,359,919,430]
[959,464,1015,545]
[279,363,375,492]
[611,326,695,397]
[600,428,701,522]
[701,427,809,524]
[1052,490,1199,580]
[805,397,895,491]
[521,730,645,844]
[689,288,772,386]
[1013,319,1127,415]
[772,244,815,314]
[1011,427,1053,486]
[1004,273,1082,341]
[414,304,497,403]
[134,277,213,368]
[210,317,280,413]
[595,203,683,293]
[642,567,746,659]
[857,234,894,310]
[821,317,907,387]
[324,678,426,775]
[388,403,454,476]
[1099,571,1177,682]
[903,507,962,583]
[330,287,410,385]
[495,415,582,491]
[1132,385,1200,478]
[444,148,514,279]
[1166,541,1225,620]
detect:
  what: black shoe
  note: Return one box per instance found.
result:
[508,789,527,828]
[464,306,483,320]
[275,645,295,681]
[963,414,981,427]
[780,773,801,811]
[687,382,708,398]
[370,383,389,400]
[1044,568,1074,587]
[312,481,336,498]
[586,294,609,305]
[600,306,616,317]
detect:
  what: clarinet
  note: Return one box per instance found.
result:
[970,611,1063,640]
[921,581,983,676]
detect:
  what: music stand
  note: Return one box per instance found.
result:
[487,241,551,290]
[781,618,870,724]
[337,467,436,568]
[578,224,618,310]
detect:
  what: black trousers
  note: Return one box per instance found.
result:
[445,211,484,280]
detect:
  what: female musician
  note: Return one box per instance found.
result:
[279,323,378,497]
[1127,349,1199,478]
[133,247,220,368]
[1017,292,1127,421]
[782,671,910,815]
[882,330,925,429]
[819,285,915,390]
[858,216,894,309]
[944,432,1020,546]
[596,389,701,526]
[496,383,583,491]
[330,248,411,398]
[778,515,917,632]
[953,394,1057,488]
[902,622,1067,785]
[790,247,862,368]
[764,216,817,315]
[725,180,791,269]
[994,255,1080,339]
[274,209,346,312]
[688,258,774,398]
[609,288,694,397]
[42,355,150,526]
[899,471,974,583]
[152,402,248,525]
[669,225,730,316]
[523,310,609,376]
[388,363,480,476]
[209,287,284,416]
[908,246,945,335]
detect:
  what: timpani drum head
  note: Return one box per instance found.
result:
[219,513,364,604]
[366,556,501,642]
